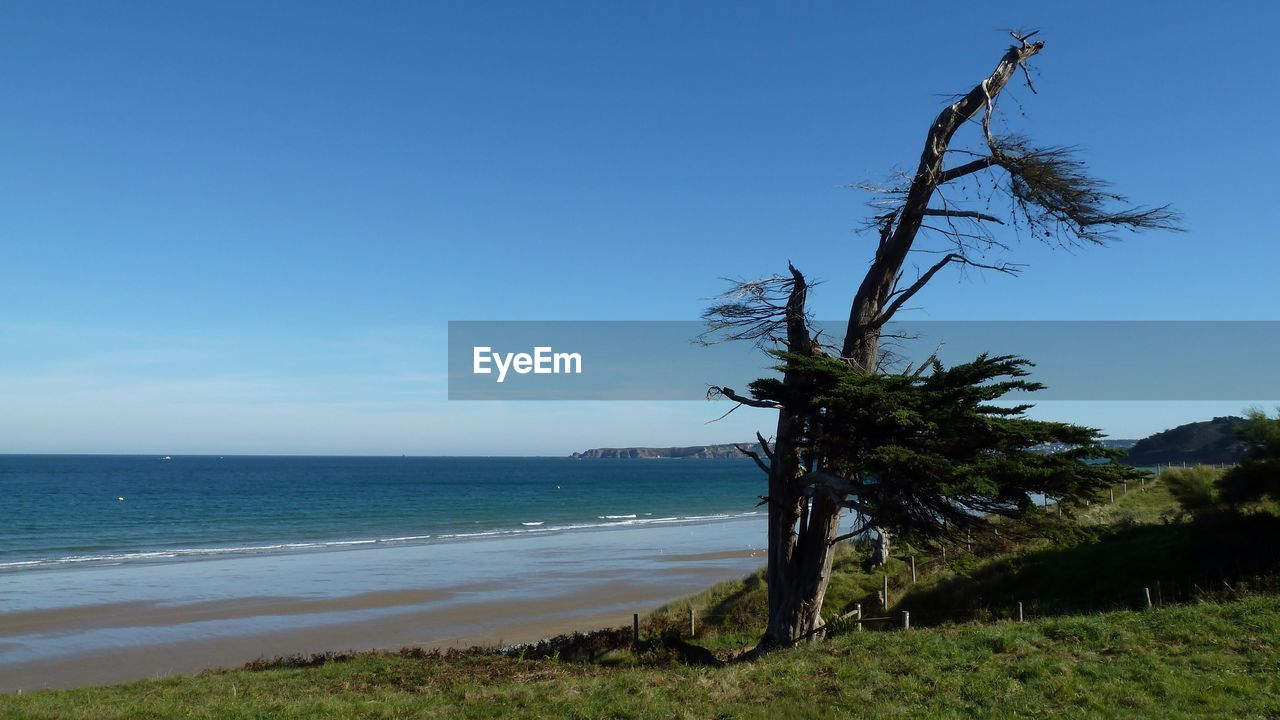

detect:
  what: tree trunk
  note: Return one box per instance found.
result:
[867,526,890,570]
[758,266,815,648]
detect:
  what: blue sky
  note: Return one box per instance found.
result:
[2,2,1276,454]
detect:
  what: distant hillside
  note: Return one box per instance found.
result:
[572,418,1248,465]
[1124,416,1248,466]
[570,443,751,459]
[576,439,1140,460]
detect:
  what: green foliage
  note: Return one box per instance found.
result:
[901,510,1280,624]
[1161,465,1224,516]
[1220,407,1280,505]
[749,352,1143,545]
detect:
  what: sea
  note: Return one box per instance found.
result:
[1,455,784,687]
[0,455,764,574]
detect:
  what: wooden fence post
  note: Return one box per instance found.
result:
[901,611,910,630]
[1110,487,1115,504]
[633,613,640,649]
[883,574,890,611]
[855,603,862,633]
[1143,588,1152,609]
[690,607,696,636]
[910,556,917,583]
[1017,601,1024,623]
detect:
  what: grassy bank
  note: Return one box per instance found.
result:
[4,597,1278,719]
[6,469,1280,719]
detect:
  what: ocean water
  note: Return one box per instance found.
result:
[1,456,775,685]
[0,455,764,572]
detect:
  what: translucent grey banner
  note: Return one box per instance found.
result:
[448,321,1280,401]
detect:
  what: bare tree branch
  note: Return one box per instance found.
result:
[707,386,779,409]
[830,517,874,546]
[756,432,775,461]
[920,208,1005,224]
[873,253,1019,327]
[736,444,772,475]
[698,274,804,347]
[937,156,998,184]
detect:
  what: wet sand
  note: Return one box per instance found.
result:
[1,555,758,692]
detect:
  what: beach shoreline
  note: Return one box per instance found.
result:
[1,523,764,692]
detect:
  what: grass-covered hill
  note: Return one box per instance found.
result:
[5,469,1280,719]
[1124,416,1248,466]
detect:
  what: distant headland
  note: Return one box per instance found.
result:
[570,416,1251,466]
[570,444,748,459]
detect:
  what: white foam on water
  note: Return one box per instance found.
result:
[0,510,765,572]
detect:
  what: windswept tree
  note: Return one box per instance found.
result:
[703,33,1179,649]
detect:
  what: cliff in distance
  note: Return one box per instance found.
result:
[571,416,1249,465]
[570,443,749,459]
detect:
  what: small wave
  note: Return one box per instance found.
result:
[0,510,763,572]
[380,534,433,543]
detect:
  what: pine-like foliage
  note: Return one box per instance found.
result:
[1220,408,1280,505]
[747,352,1142,545]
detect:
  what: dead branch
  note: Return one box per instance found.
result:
[920,208,1005,224]
[756,432,775,461]
[873,253,1018,327]
[736,444,771,475]
[707,386,779,409]
[937,156,998,184]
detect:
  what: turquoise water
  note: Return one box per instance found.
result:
[0,455,763,571]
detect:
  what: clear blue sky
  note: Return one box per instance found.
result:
[2,1,1276,454]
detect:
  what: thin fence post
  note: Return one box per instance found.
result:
[1143,588,1152,609]
[1017,601,1024,623]
[910,556,917,583]
[1123,481,1128,494]
[633,613,640,649]
[1155,581,1163,607]
[901,611,910,631]
[855,603,862,633]
[883,574,890,611]
[1110,487,1115,504]
[690,607,696,636]
[941,546,947,561]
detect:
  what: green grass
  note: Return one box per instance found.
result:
[7,475,1280,718]
[5,597,1279,719]
[1076,472,1183,526]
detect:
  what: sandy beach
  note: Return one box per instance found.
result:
[1,522,764,692]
